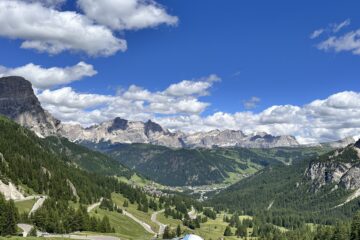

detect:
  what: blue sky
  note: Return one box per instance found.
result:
[0,0,360,143]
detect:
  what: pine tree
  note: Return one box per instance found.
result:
[351,212,360,240]
[176,224,181,237]
[163,226,171,239]
[224,225,232,236]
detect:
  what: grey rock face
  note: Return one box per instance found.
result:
[60,118,186,148]
[0,76,60,137]
[305,141,360,192]
[183,130,299,148]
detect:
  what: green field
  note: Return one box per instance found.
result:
[90,208,153,240]
[14,199,36,214]
[157,211,255,240]
[111,192,159,233]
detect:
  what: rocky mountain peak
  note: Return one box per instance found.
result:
[107,117,128,132]
[144,119,164,136]
[0,76,60,137]
[354,139,360,149]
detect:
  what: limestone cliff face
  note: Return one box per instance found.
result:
[305,141,360,192]
[0,76,60,137]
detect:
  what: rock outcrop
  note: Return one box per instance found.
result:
[306,140,360,192]
[0,76,60,137]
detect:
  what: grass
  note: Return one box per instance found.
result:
[14,199,36,214]
[157,211,255,240]
[89,207,153,240]
[3,238,70,240]
[111,192,159,232]
[117,173,164,189]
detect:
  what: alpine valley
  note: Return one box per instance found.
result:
[1,76,360,240]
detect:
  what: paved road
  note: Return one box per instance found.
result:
[87,198,103,213]
[123,209,156,235]
[29,196,47,216]
[151,209,167,236]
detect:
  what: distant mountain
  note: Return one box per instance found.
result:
[62,120,300,149]
[60,117,186,148]
[320,136,356,149]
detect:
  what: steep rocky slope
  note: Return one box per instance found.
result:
[0,76,60,137]
[305,139,360,193]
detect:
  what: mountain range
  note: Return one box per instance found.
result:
[0,76,311,149]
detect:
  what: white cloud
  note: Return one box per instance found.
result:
[311,19,360,56]
[38,87,112,109]
[24,0,66,8]
[317,29,360,55]
[0,0,126,56]
[331,19,351,33]
[77,0,178,30]
[310,29,324,39]
[37,75,216,125]
[310,19,351,40]
[243,96,261,109]
[0,62,96,89]
[35,72,360,143]
[165,74,220,97]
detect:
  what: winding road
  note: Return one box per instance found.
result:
[151,209,167,236]
[87,198,103,213]
[123,209,156,235]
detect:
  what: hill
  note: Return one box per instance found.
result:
[209,141,360,226]
[86,142,326,186]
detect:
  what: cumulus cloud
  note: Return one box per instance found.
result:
[165,74,220,97]
[77,0,178,30]
[0,62,96,89]
[243,96,261,109]
[156,91,360,144]
[37,75,216,125]
[24,0,66,8]
[36,71,360,143]
[0,0,126,56]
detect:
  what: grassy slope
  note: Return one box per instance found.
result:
[157,211,255,240]
[90,208,153,240]
[14,199,36,214]
[111,193,159,233]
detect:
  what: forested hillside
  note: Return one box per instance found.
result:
[44,136,133,178]
[0,116,121,204]
[209,144,360,227]
[94,142,326,186]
